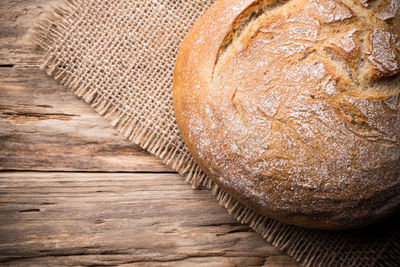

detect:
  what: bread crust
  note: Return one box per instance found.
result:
[173,0,400,229]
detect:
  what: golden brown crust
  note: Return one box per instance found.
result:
[173,0,400,229]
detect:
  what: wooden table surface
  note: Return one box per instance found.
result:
[0,1,298,266]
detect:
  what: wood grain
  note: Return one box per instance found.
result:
[0,67,171,172]
[0,1,298,266]
[0,172,297,266]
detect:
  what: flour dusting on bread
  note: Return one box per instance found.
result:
[173,0,400,229]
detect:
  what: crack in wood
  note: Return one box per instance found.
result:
[216,226,252,236]
[0,170,177,174]
[0,111,79,124]
[17,208,40,213]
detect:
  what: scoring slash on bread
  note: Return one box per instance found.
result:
[172,0,400,229]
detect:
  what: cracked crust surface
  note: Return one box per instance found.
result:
[173,0,400,229]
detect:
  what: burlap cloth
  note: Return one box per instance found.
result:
[31,1,399,266]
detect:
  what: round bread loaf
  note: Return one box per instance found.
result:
[172,0,400,229]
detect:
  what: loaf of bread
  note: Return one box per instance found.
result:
[173,0,400,229]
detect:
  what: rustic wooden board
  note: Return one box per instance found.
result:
[0,172,297,266]
[0,1,298,266]
[0,67,171,172]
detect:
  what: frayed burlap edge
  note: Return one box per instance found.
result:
[29,0,211,190]
[29,1,398,267]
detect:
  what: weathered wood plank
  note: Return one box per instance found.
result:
[0,172,297,266]
[0,256,297,267]
[0,67,171,172]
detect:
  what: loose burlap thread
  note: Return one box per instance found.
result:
[31,1,400,266]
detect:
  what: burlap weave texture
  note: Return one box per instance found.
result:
[31,1,400,266]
